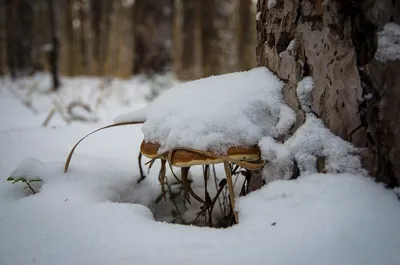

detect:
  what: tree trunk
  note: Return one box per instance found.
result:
[237,0,256,71]
[172,0,203,80]
[79,0,92,74]
[47,0,60,90]
[0,0,7,75]
[256,0,400,187]
[132,0,172,76]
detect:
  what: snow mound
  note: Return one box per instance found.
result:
[259,77,365,183]
[375,23,400,62]
[286,113,364,175]
[115,67,295,154]
[9,157,53,182]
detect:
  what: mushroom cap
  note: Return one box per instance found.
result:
[140,140,261,167]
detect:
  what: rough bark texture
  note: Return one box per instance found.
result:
[256,0,400,186]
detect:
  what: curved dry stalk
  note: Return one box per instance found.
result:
[223,161,238,223]
[64,121,144,172]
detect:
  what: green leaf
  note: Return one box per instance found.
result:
[7,177,15,181]
[11,178,27,184]
[28,179,42,183]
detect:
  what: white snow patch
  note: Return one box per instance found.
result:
[279,39,296,57]
[116,67,294,154]
[259,76,365,182]
[114,105,148,123]
[9,157,55,182]
[285,113,365,176]
[297,76,314,111]
[256,11,261,21]
[273,104,296,136]
[375,23,400,62]
[364,93,373,100]
[259,136,293,182]
[268,0,277,9]
[287,39,295,51]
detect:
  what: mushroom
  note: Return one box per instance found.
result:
[140,140,264,223]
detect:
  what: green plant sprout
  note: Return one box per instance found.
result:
[7,177,41,194]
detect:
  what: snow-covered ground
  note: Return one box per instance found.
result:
[1,72,400,265]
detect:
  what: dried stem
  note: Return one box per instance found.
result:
[23,180,36,194]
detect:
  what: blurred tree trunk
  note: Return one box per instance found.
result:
[256,0,400,187]
[79,0,92,74]
[7,0,35,77]
[201,0,222,77]
[47,0,60,90]
[65,0,77,76]
[237,0,256,70]
[201,0,255,78]
[133,0,172,75]
[172,0,203,80]
[7,0,19,78]
[0,0,7,75]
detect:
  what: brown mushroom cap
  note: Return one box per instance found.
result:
[140,140,261,167]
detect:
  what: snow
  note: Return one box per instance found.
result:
[2,166,400,265]
[268,0,277,9]
[375,22,400,62]
[285,113,365,175]
[279,39,296,57]
[259,136,293,182]
[286,39,295,51]
[115,67,295,154]
[1,71,400,265]
[259,77,365,182]
[256,11,261,21]
[296,76,314,112]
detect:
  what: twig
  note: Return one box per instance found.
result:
[6,86,39,115]
[164,176,185,224]
[52,99,71,125]
[42,108,56,127]
[23,180,36,194]
[212,165,224,215]
[137,152,146,183]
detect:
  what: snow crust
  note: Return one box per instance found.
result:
[375,23,400,62]
[115,67,295,154]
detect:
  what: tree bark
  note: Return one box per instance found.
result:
[256,0,400,187]
[47,0,60,90]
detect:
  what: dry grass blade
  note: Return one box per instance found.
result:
[224,161,238,223]
[64,121,144,172]
[167,149,183,183]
